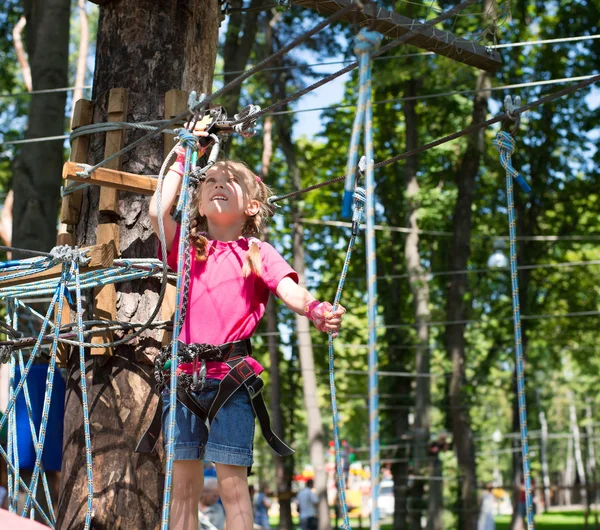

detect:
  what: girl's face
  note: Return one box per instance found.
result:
[198,164,258,225]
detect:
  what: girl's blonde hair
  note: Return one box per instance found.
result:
[189,160,272,277]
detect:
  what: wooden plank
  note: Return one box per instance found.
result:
[99,87,129,214]
[61,98,93,225]
[164,89,188,159]
[0,242,117,289]
[291,0,502,73]
[92,88,128,355]
[62,161,157,195]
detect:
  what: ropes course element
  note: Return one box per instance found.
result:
[329,186,366,530]
[325,27,383,530]
[493,115,535,530]
[1,0,598,527]
[232,0,482,128]
[268,72,600,204]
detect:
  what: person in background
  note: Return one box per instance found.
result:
[296,479,318,530]
[254,483,272,530]
[199,478,225,530]
[477,483,495,530]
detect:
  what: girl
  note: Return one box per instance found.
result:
[148,129,345,530]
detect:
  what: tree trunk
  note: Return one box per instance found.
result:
[12,0,70,255]
[57,2,219,529]
[221,0,266,117]
[444,69,490,530]
[263,115,294,530]
[281,131,331,530]
[402,76,432,530]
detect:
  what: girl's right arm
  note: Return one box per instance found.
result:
[148,161,183,253]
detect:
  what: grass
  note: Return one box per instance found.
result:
[272,511,595,529]
[495,511,591,529]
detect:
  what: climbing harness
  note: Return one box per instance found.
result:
[136,339,293,458]
[493,99,534,530]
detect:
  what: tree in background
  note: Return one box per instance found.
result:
[11,0,70,254]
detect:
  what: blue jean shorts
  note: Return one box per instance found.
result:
[161,378,255,466]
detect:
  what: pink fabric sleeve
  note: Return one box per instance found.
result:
[260,242,299,293]
[157,224,181,272]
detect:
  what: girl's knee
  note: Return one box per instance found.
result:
[172,460,204,502]
[216,464,249,504]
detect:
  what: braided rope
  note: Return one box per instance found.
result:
[74,261,95,530]
[329,188,366,530]
[327,28,383,530]
[161,140,198,530]
[493,130,535,530]
[21,266,69,520]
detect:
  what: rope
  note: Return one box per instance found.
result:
[74,260,95,530]
[20,266,70,521]
[493,130,535,530]
[160,136,199,530]
[268,72,600,204]
[329,188,366,530]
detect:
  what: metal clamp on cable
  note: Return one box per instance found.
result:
[352,187,366,236]
[75,163,93,178]
[233,104,262,138]
[50,245,92,265]
[0,344,13,365]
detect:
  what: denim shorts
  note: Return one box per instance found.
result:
[161,378,255,466]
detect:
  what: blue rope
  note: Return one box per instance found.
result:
[74,260,95,530]
[338,28,383,530]
[330,188,366,530]
[161,134,198,529]
[21,265,70,520]
[493,130,535,530]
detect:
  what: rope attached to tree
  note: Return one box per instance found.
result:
[493,129,535,530]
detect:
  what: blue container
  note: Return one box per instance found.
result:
[14,363,65,471]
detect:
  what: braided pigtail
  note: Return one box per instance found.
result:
[241,178,272,278]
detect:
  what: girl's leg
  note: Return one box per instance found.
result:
[216,463,253,530]
[170,460,204,530]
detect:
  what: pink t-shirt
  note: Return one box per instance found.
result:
[163,227,299,378]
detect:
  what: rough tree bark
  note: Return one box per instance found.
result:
[402,76,433,530]
[444,68,491,530]
[57,2,219,529]
[12,0,70,255]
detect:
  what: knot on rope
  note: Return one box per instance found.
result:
[233,104,262,138]
[177,129,198,151]
[493,130,515,156]
[493,131,531,193]
[50,245,91,265]
[353,28,383,56]
[0,344,13,364]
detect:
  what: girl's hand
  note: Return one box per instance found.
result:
[305,301,346,338]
